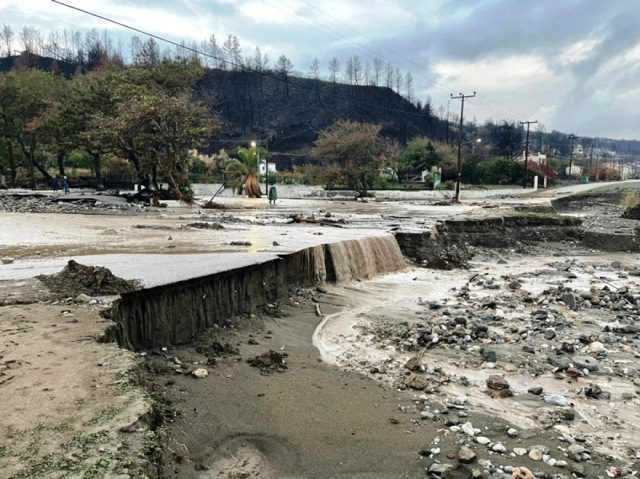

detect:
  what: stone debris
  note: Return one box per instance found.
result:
[512,467,535,479]
[247,350,288,374]
[0,192,140,214]
[191,368,209,378]
[345,254,640,478]
[458,446,477,464]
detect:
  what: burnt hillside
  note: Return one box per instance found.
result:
[0,53,78,77]
[197,69,442,160]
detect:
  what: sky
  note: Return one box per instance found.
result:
[1,0,640,140]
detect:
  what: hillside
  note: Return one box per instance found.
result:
[0,54,441,167]
[197,69,441,163]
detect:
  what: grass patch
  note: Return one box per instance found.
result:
[622,191,640,209]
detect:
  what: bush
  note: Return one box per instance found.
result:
[66,150,92,169]
[622,191,640,209]
[474,158,525,185]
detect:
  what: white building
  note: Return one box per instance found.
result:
[258,162,277,175]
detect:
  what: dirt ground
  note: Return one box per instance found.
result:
[0,301,151,479]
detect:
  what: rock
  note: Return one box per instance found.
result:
[428,462,454,475]
[1,257,15,265]
[572,355,599,372]
[584,383,610,400]
[544,329,557,340]
[560,292,577,310]
[512,467,535,479]
[461,421,476,437]
[544,394,569,407]
[404,373,428,390]
[528,386,543,395]
[404,356,423,372]
[458,446,477,464]
[481,348,497,363]
[567,444,587,462]
[486,375,513,398]
[569,462,586,477]
[549,355,571,371]
[486,375,510,390]
[247,350,288,374]
[586,341,605,354]
[191,368,209,378]
[528,446,547,461]
[492,443,506,453]
[559,408,576,421]
[506,428,519,438]
[513,448,528,456]
[75,293,93,303]
[476,436,491,445]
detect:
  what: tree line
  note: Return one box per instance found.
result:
[0,58,217,199]
[0,25,419,104]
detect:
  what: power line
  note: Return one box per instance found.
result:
[50,0,434,122]
[288,0,425,73]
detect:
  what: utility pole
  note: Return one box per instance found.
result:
[519,120,538,188]
[450,91,476,202]
[445,99,451,145]
[567,134,576,179]
[589,139,595,181]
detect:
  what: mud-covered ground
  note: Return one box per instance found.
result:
[140,247,640,478]
[3,181,640,479]
[0,300,152,478]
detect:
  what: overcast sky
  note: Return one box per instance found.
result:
[2,0,639,140]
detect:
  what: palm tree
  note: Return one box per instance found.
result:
[223,158,248,195]
[226,146,267,198]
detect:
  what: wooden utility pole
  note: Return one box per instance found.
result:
[520,120,538,188]
[450,91,476,202]
[568,134,576,179]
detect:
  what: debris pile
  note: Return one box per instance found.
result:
[247,350,288,374]
[0,193,140,214]
[37,260,139,297]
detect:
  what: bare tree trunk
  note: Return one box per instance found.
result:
[19,137,52,186]
[91,152,102,188]
[57,150,65,176]
[166,172,183,201]
[244,173,262,198]
[7,141,16,186]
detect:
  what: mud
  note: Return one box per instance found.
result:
[5,181,640,479]
[36,259,139,298]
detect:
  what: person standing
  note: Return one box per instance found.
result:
[268,185,278,206]
[63,176,69,195]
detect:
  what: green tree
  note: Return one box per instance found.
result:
[134,93,219,201]
[399,137,442,181]
[0,69,64,186]
[312,120,386,196]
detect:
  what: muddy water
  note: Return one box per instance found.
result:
[149,298,434,479]
[313,253,640,466]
